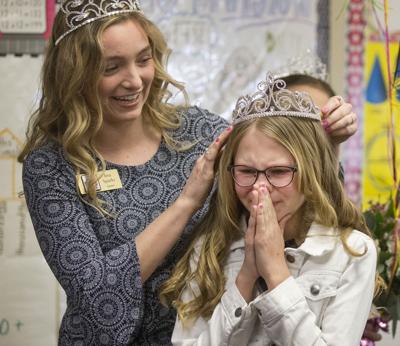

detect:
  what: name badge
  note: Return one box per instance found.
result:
[77,169,122,194]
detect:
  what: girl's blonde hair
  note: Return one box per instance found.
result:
[18,11,187,212]
[160,116,370,322]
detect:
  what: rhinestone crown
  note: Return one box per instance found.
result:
[232,72,321,125]
[273,49,328,82]
[55,0,142,45]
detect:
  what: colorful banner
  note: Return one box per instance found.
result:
[362,38,400,207]
[343,0,366,206]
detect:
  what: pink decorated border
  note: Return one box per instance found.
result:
[343,0,366,206]
[44,0,56,39]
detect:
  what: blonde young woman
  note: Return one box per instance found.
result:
[18,1,230,345]
[18,1,360,345]
[161,74,376,345]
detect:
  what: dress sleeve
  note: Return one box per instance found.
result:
[23,147,144,345]
[252,233,377,346]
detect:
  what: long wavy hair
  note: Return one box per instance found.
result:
[18,10,187,212]
[159,115,370,322]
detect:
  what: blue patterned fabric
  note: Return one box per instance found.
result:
[23,107,228,346]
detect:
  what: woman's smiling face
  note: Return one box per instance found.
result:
[99,19,155,125]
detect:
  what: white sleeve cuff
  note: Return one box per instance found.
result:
[252,276,305,324]
[221,282,249,326]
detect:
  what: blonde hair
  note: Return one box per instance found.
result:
[160,116,370,322]
[18,11,187,212]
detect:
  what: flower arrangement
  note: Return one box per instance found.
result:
[363,198,400,338]
[358,0,400,343]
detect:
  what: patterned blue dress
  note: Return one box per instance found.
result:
[22,107,228,346]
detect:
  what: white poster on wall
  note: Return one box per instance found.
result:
[145,0,318,118]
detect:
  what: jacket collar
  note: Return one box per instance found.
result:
[293,222,340,256]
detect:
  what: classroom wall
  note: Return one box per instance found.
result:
[1,0,400,345]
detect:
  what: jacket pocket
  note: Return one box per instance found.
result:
[296,270,340,300]
[296,271,341,325]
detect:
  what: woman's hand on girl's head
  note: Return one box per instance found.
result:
[179,126,232,211]
[320,95,358,150]
[254,186,290,289]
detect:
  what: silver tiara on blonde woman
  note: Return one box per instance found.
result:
[273,49,328,82]
[232,72,321,125]
[55,0,142,45]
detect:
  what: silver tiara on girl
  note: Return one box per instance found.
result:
[55,0,142,45]
[232,72,321,125]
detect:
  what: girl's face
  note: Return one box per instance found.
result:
[233,127,305,226]
[99,19,155,125]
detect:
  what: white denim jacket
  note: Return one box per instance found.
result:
[172,223,377,346]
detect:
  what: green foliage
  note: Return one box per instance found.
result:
[364,199,400,337]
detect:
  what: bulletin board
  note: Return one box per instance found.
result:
[0,0,55,56]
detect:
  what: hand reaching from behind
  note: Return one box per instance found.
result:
[179,126,232,211]
[254,186,291,290]
[321,95,357,154]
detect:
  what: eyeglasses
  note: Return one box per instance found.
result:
[228,165,297,188]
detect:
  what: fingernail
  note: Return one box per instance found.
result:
[226,126,233,132]
[258,203,263,208]
[215,137,220,143]
[321,106,329,113]
[321,120,329,128]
